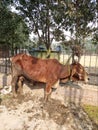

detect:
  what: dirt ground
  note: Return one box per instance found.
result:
[0,81,98,130]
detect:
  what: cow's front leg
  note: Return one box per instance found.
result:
[70,68,76,81]
[44,84,52,102]
[44,80,58,102]
[11,76,18,97]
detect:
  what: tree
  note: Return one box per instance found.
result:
[5,0,68,51]
[59,0,97,62]
[62,0,97,42]
[91,0,98,46]
[0,2,29,49]
[1,0,97,52]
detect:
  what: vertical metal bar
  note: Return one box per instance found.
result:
[5,58,7,74]
[63,50,64,64]
[89,52,91,73]
[84,52,85,67]
[94,53,98,85]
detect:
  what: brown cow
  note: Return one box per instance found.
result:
[11,53,89,101]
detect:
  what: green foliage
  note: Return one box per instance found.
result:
[8,0,69,49]
[92,30,98,45]
[1,0,97,49]
[83,105,98,125]
[63,0,97,44]
[0,5,29,48]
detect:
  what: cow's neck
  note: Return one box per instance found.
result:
[60,64,71,79]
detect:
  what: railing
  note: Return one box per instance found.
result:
[0,49,98,85]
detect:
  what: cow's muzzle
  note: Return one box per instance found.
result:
[84,77,90,84]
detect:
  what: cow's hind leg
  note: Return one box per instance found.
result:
[11,76,18,97]
[17,76,24,95]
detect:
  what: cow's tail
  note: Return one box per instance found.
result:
[10,57,12,62]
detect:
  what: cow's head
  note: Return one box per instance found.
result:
[71,61,89,83]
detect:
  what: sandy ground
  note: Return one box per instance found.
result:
[0,80,98,130]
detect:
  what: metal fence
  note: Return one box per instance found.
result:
[0,48,98,86]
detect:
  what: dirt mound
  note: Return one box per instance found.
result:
[0,86,97,130]
[0,85,97,130]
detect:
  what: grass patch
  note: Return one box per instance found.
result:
[0,94,12,101]
[83,104,98,125]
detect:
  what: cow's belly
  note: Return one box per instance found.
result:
[24,70,47,83]
[23,68,59,84]
[36,77,47,83]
